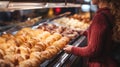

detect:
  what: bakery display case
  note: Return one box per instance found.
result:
[0,13,89,67]
[0,0,93,67]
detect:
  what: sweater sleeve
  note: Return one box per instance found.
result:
[71,14,108,57]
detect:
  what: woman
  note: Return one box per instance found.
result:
[63,0,120,67]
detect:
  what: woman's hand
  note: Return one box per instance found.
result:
[63,45,73,54]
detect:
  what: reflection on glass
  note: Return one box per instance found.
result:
[90,5,97,12]
[84,0,91,2]
[81,4,90,12]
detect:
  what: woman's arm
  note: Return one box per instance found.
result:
[71,14,108,57]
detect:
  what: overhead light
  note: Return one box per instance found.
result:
[0,2,81,11]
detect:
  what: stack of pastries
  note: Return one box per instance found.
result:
[38,23,79,40]
[0,27,70,67]
[53,14,90,31]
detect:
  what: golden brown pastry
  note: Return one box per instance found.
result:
[45,49,58,59]
[19,46,31,56]
[20,42,33,49]
[4,55,16,64]
[32,29,43,36]
[31,46,43,52]
[19,59,32,67]
[29,58,40,67]
[20,54,30,60]
[0,37,6,44]
[52,37,70,49]
[40,51,51,60]
[26,39,36,48]
[19,58,40,67]
[33,31,51,41]
[46,46,59,53]
[31,42,46,52]
[45,33,62,47]
[0,43,11,50]
[6,39,16,46]
[0,59,14,67]
[5,46,18,55]
[16,28,32,36]
[15,36,27,43]
[1,33,14,39]
[0,49,4,59]
[30,52,41,61]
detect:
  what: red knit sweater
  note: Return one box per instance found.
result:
[71,8,117,67]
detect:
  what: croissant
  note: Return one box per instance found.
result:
[41,51,51,60]
[19,46,31,55]
[0,49,4,59]
[12,54,25,65]
[32,29,43,36]
[52,37,70,49]
[31,46,44,52]
[46,46,59,52]
[29,58,40,67]
[19,58,40,67]
[4,55,16,64]
[37,31,51,41]
[52,33,62,40]
[0,59,14,67]
[32,42,46,51]
[6,39,16,46]
[5,46,18,55]
[16,36,27,43]
[30,52,41,61]
[45,34,61,47]
[26,39,37,48]
[0,43,11,50]
[19,59,32,67]
[1,33,14,39]
[45,49,58,58]
[20,54,30,60]
[0,37,6,44]
[20,42,33,49]
[15,38,25,45]
[16,28,32,35]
